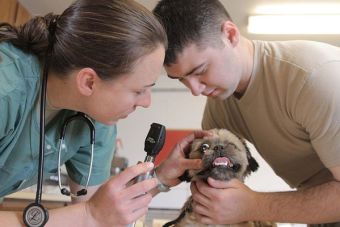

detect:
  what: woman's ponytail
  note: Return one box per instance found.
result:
[0,13,58,59]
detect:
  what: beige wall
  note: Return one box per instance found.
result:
[0,0,31,25]
[19,0,340,47]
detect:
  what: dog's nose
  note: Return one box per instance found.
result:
[213,145,224,152]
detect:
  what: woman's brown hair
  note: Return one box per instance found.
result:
[0,0,167,80]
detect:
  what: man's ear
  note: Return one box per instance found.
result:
[220,20,240,47]
[76,68,99,96]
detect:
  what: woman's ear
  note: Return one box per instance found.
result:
[75,68,99,96]
[220,20,240,47]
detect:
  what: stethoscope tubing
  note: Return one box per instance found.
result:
[57,113,95,197]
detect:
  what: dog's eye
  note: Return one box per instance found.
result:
[199,143,210,153]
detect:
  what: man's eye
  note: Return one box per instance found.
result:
[194,71,204,76]
[199,143,210,153]
[135,90,146,95]
[194,67,207,76]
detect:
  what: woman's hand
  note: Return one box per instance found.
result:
[85,162,158,227]
[156,130,212,188]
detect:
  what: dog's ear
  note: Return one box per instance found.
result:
[245,145,259,172]
[247,155,259,172]
[240,138,259,172]
[178,170,192,182]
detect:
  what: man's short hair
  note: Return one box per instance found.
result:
[153,0,232,66]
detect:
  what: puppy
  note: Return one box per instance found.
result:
[163,129,274,227]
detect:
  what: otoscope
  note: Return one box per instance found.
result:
[136,122,166,182]
[128,123,166,227]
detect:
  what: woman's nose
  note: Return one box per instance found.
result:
[138,90,152,108]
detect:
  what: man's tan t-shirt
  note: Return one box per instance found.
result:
[202,40,340,189]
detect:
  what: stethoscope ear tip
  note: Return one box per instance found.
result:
[77,189,87,196]
[61,188,70,196]
[60,188,87,197]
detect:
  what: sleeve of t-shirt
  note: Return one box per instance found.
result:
[294,61,340,168]
[65,123,117,186]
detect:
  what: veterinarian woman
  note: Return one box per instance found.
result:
[0,0,206,226]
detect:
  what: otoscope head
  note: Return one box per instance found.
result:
[144,123,166,157]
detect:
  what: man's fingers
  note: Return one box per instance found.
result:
[182,159,202,170]
[207,177,238,189]
[178,130,212,154]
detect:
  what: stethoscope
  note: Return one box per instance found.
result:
[23,17,95,227]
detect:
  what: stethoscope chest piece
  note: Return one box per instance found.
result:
[23,202,49,227]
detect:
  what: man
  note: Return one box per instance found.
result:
[153,0,340,226]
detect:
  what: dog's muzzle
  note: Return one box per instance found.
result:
[210,144,241,172]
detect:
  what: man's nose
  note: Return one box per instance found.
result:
[184,77,205,96]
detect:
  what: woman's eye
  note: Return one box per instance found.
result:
[199,143,210,153]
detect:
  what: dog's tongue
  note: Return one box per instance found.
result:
[213,157,230,166]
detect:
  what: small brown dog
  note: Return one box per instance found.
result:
[163,129,274,227]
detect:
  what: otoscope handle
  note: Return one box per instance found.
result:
[135,156,156,182]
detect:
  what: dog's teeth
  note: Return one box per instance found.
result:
[215,163,228,166]
[213,157,230,166]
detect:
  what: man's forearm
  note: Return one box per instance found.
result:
[254,181,340,224]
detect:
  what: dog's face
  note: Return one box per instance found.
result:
[181,129,259,182]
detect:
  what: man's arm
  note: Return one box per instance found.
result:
[192,166,340,225]
[254,166,340,224]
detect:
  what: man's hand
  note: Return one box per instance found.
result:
[156,130,212,188]
[191,178,258,225]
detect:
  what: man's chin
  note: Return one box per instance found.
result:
[209,92,231,100]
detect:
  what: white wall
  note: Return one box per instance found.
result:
[117,73,292,209]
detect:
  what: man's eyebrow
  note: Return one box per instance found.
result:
[144,83,156,88]
[167,63,205,80]
[167,74,179,79]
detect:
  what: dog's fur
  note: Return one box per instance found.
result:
[163,129,275,227]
